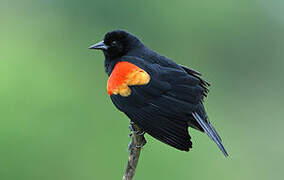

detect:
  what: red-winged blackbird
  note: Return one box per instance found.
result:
[89,30,228,156]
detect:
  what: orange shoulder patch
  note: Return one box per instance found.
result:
[107,61,150,96]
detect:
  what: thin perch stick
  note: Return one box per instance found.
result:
[123,122,145,180]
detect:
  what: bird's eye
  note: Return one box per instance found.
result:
[111,41,117,46]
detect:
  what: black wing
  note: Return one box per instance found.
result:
[110,56,228,155]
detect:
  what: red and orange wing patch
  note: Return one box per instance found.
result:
[107,61,150,96]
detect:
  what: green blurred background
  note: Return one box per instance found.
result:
[1,0,283,179]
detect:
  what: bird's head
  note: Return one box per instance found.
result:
[89,30,142,60]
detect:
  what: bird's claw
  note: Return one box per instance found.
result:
[137,131,145,136]
[128,137,147,152]
[127,123,147,152]
[135,138,147,149]
[129,124,139,134]
[129,123,145,135]
[135,144,143,149]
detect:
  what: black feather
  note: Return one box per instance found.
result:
[125,104,192,151]
[93,30,228,155]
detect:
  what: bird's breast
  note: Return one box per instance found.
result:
[107,61,150,97]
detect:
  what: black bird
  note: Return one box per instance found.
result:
[89,30,228,156]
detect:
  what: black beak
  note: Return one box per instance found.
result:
[89,41,108,50]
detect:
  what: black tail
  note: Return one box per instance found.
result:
[192,112,228,157]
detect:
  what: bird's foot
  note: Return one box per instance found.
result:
[129,122,138,134]
[135,137,147,149]
[128,130,145,137]
[127,137,147,152]
[127,122,147,152]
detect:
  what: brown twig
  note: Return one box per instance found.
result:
[123,122,146,180]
